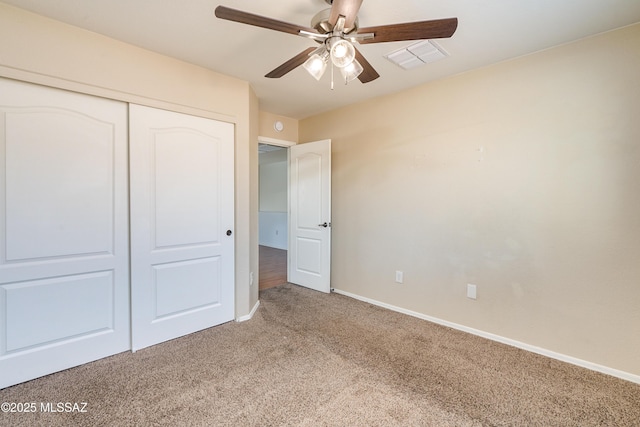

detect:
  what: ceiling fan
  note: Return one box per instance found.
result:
[214,0,458,85]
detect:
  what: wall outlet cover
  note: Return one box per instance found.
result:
[395,271,404,284]
[467,284,477,299]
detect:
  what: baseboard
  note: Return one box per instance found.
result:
[235,300,260,323]
[332,288,640,385]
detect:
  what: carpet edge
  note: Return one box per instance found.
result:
[332,288,640,385]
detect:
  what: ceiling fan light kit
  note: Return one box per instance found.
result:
[214,0,458,87]
[303,41,362,85]
[300,16,363,84]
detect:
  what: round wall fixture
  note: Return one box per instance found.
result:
[274,120,284,132]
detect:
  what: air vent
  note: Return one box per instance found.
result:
[384,40,448,70]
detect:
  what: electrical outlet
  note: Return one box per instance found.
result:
[395,271,404,284]
[250,272,254,286]
[467,284,477,300]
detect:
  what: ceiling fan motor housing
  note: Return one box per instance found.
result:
[312,8,359,34]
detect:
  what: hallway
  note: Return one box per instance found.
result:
[259,245,287,290]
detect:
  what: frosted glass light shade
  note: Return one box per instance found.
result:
[330,39,355,68]
[303,53,328,81]
[340,59,364,83]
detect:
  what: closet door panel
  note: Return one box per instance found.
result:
[129,104,234,351]
[0,78,129,389]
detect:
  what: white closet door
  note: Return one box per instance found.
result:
[0,78,130,389]
[129,105,234,351]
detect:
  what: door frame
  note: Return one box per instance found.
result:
[258,136,297,149]
[257,136,296,287]
[257,137,332,293]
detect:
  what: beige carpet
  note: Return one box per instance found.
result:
[1,283,639,426]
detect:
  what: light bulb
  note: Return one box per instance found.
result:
[333,43,348,58]
[308,56,324,72]
[330,39,355,68]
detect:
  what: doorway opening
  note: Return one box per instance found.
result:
[258,141,290,290]
[257,137,332,294]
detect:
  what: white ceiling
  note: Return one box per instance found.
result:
[4,0,640,119]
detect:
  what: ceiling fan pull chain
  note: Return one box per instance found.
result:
[331,62,335,90]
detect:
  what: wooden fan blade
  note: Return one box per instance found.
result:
[265,47,317,78]
[358,18,458,44]
[354,48,379,83]
[215,6,318,36]
[328,0,364,30]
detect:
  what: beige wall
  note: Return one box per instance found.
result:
[300,24,640,377]
[0,3,258,318]
[259,111,299,142]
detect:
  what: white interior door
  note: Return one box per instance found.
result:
[129,105,234,351]
[0,78,130,388]
[288,139,331,293]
